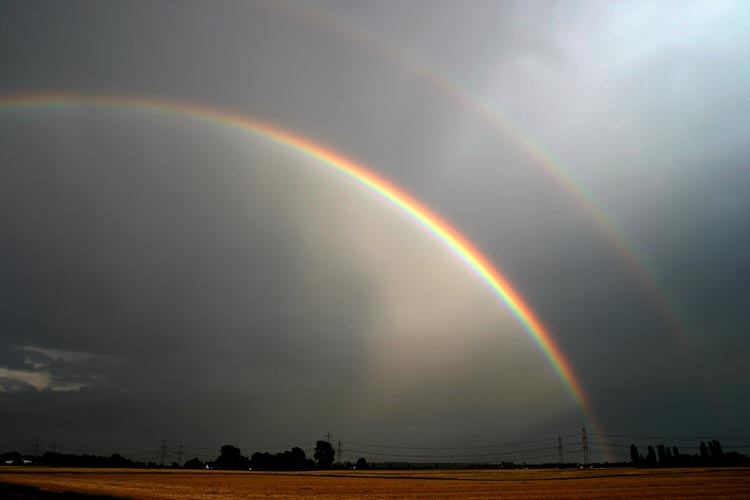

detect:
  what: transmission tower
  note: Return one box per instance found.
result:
[32,437,41,457]
[325,430,333,443]
[158,437,169,466]
[337,438,343,464]
[176,442,184,467]
[558,434,564,465]
[581,425,590,466]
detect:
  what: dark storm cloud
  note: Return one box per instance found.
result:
[0,109,383,448]
[1,0,749,459]
[0,111,374,359]
[0,106,550,454]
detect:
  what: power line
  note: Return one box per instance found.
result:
[238,442,317,452]
[342,435,571,451]
[590,432,750,441]
[37,429,747,467]
[180,445,218,452]
[341,443,562,460]
[341,444,560,459]
[343,447,561,463]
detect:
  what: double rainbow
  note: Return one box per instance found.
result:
[1,94,596,426]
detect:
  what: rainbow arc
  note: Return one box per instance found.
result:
[0,93,600,431]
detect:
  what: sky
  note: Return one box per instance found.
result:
[1,0,749,464]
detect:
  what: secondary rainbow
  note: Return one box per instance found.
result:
[278,1,695,347]
[0,93,596,424]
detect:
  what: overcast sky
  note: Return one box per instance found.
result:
[1,0,749,464]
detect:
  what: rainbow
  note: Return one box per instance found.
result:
[0,93,598,428]
[276,1,695,347]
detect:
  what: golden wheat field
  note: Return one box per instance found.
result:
[1,467,749,499]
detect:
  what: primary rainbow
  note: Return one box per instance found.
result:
[0,93,596,424]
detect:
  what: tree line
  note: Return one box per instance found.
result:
[0,441,367,471]
[5,438,748,470]
[1,450,145,468]
[629,440,749,467]
[185,441,368,471]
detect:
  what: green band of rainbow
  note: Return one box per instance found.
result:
[1,93,598,429]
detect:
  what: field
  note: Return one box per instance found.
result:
[1,467,749,499]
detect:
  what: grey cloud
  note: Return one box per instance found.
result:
[0,0,748,459]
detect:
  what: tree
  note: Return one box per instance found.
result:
[700,442,710,462]
[314,441,335,470]
[215,444,249,470]
[657,444,667,465]
[646,446,657,467]
[355,457,369,470]
[184,457,205,469]
[709,440,724,462]
[280,447,312,470]
[250,452,274,470]
[250,447,313,471]
[629,444,640,466]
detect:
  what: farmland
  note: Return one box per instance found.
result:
[1,467,749,499]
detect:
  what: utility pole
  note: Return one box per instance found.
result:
[176,442,184,467]
[581,425,590,467]
[558,434,564,465]
[158,437,169,466]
